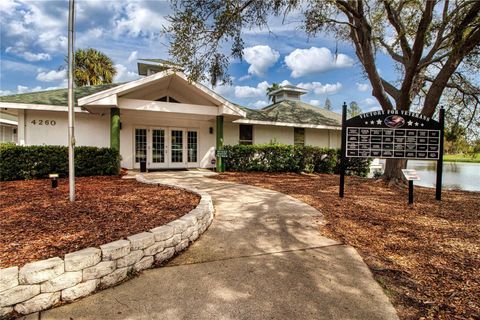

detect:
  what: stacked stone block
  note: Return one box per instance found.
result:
[0,176,214,318]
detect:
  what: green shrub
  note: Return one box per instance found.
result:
[0,144,120,181]
[223,143,371,177]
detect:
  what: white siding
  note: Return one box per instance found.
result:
[223,122,239,146]
[253,125,293,144]
[22,110,109,147]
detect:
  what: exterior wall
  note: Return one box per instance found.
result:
[329,130,341,148]
[223,122,239,146]
[224,122,340,148]
[120,110,216,169]
[21,110,109,147]
[253,125,293,145]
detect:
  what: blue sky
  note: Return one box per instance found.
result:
[0,0,396,113]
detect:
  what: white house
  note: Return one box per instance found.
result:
[0,60,341,171]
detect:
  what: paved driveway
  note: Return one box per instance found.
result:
[42,171,398,320]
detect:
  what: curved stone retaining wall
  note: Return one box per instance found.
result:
[0,175,214,319]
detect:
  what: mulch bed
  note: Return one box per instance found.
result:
[0,176,200,268]
[214,172,480,320]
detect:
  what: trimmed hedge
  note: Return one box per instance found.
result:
[223,144,371,177]
[0,144,120,181]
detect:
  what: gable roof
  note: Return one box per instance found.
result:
[0,83,122,107]
[237,100,341,128]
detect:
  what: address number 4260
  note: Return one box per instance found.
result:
[30,120,56,126]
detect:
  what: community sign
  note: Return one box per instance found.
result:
[338,106,445,200]
[345,110,442,160]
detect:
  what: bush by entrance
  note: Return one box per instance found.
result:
[223,144,371,177]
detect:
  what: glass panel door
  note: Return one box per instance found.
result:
[151,129,165,164]
[171,130,183,163]
[187,131,198,163]
[135,128,147,164]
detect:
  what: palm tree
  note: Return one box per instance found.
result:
[66,48,117,87]
[266,83,280,103]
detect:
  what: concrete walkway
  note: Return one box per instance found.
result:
[42,171,398,320]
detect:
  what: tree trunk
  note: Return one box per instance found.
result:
[383,158,408,183]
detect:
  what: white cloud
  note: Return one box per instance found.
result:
[363,98,378,106]
[127,51,138,63]
[114,2,169,38]
[279,79,291,86]
[309,99,321,106]
[243,45,280,76]
[239,74,251,81]
[17,85,30,94]
[36,69,66,82]
[356,82,370,92]
[285,47,354,78]
[297,82,343,95]
[214,84,234,97]
[114,64,140,83]
[22,52,52,62]
[0,89,13,96]
[5,46,51,62]
[234,81,270,98]
[0,0,18,14]
[251,100,269,108]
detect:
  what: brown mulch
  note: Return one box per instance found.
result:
[214,172,480,320]
[0,176,200,268]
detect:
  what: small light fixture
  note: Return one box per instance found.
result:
[49,173,59,188]
[209,127,214,134]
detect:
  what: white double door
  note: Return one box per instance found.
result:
[134,127,198,169]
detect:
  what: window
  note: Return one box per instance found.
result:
[135,128,147,163]
[187,131,198,162]
[294,127,305,146]
[239,124,253,145]
[156,96,179,103]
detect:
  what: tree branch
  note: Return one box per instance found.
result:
[383,0,412,59]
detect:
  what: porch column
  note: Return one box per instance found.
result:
[110,108,120,151]
[216,115,225,172]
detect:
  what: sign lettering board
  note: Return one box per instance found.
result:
[345,110,441,160]
[216,149,228,158]
[401,169,420,181]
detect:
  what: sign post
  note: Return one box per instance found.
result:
[401,169,420,204]
[339,108,444,201]
[339,102,347,198]
[436,107,445,200]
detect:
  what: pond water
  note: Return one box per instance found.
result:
[376,160,480,191]
[407,161,480,191]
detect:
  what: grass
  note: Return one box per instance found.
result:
[443,153,480,163]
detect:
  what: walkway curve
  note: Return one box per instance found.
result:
[41,171,399,320]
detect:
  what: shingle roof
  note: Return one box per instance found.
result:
[0,83,122,107]
[239,100,341,127]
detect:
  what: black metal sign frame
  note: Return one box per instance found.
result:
[339,103,445,200]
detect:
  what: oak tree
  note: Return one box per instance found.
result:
[167,0,480,180]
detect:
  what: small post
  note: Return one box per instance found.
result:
[436,106,445,201]
[216,115,224,172]
[435,106,445,201]
[339,102,347,198]
[408,180,414,204]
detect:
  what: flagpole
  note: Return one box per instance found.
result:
[68,0,75,201]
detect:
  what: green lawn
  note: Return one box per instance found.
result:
[443,153,480,163]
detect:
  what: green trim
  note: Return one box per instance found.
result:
[110,108,120,151]
[216,115,224,172]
